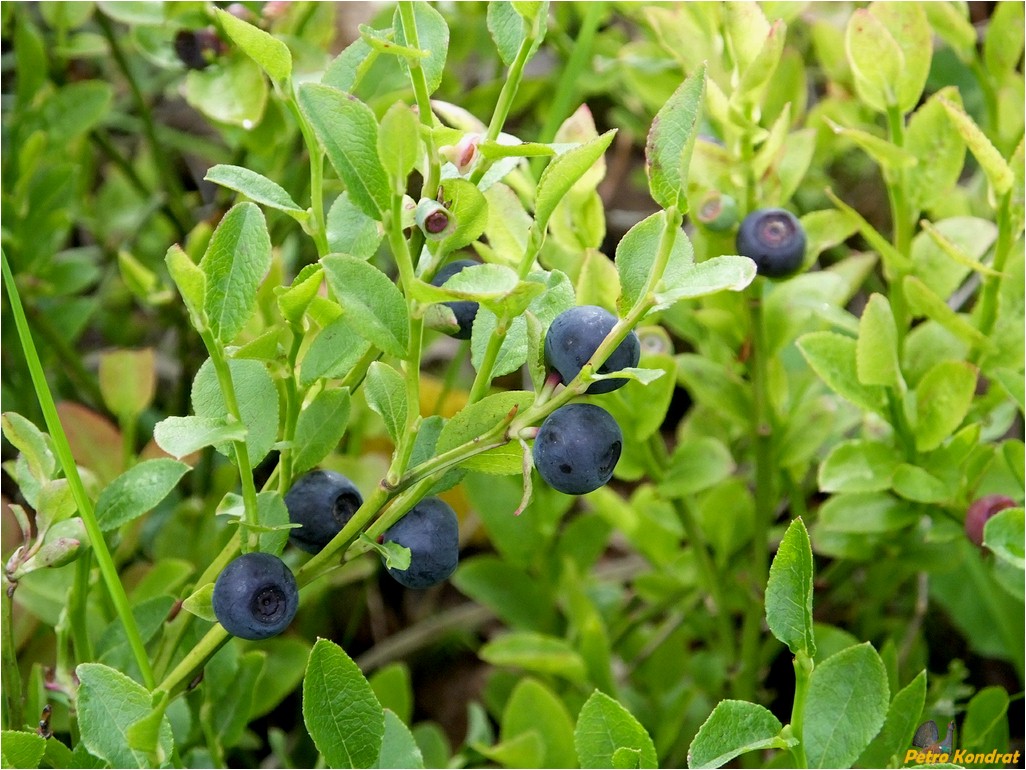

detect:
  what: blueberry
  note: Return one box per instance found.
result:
[284,470,363,554]
[544,305,640,394]
[533,403,623,495]
[735,208,807,279]
[965,494,1016,547]
[212,552,299,640]
[383,497,459,589]
[431,259,479,340]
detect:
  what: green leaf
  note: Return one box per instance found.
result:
[393,1,449,94]
[939,98,1014,196]
[293,388,352,473]
[185,52,268,127]
[214,7,291,84]
[376,710,424,769]
[165,244,207,327]
[825,120,916,173]
[326,194,384,260]
[76,663,174,768]
[797,332,887,414]
[436,391,533,474]
[369,664,413,726]
[1,412,55,482]
[819,440,902,494]
[657,437,735,498]
[651,256,756,310]
[303,638,385,769]
[856,293,903,389]
[817,492,918,534]
[913,360,977,452]
[903,276,990,348]
[855,671,927,768]
[299,84,390,220]
[322,255,408,357]
[205,165,305,216]
[153,416,247,459]
[802,643,889,768]
[473,733,545,769]
[364,363,407,445]
[906,89,967,214]
[98,349,156,421]
[501,678,577,769]
[487,1,528,66]
[192,357,279,466]
[378,103,421,191]
[646,65,705,212]
[870,2,931,114]
[984,508,1025,570]
[255,491,293,557]
[300,317,373,386]
[535,131,617,233]
[42,81,113,142]
[845,7,903,112]
[766,518,816,657]
[687,701,787,769]
[0,731,46,769]
[984,1,1025,78]
[962,686,1010,753]
[277,264,323,327]
[95,459,189,531]
[891,464,951,504]
[182,583,216,622]
[480,632,587,682]
[200,203,273,344]
[615,211,693,313]
[453,555,557,631]
[574,690,658,769]
[435,178,489,255]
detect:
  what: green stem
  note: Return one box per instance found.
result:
[156,625,230,699]
[395,412,515,492]
[96,13,191,238]
[738,285,774,702]
[433,340,469,414]
[199,331,260,552]
[789,651,813,768]
[469,30,538,187]
[530,3,604,179]
[885,105,912,337]
[486,35,535,143]
[2,250,156,690]
[283,93,330,257]
[70,552,94,665]
[511,208,683,429]
[152,537,240,681]
[295,485,395,585]
[2,584,23,730]
[467,320,507,403]
[279,332,305,495]
[973,192,1014,346]
[673,497,736,660]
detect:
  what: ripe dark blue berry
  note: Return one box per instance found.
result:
[544,305,640,394]
[735,208,807,279]
[533,404,623,495]
[382,497,459,589]
[212,552,299,640]
[431,259,479,340]
[284,470,363,554]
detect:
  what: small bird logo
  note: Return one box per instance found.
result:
[913,719,956,755]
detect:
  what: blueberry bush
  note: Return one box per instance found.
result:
[1,2,1023,768]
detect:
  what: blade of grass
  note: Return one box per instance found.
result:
[2,249,156,690]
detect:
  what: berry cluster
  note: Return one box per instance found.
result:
[212,268,645,640]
